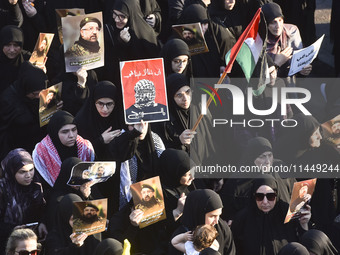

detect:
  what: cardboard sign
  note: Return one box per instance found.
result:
[38,82,62,127]
[62,12,104,72]
[120,58,169,124]
[321,114,340,155]
[172,22,209,55]
[288,35,324,76]
[29,33,54,69]
[130,176,166,228]
[56,9,85,44]
[284,178,317,223]
[67,161,116,186]
[73,198,107,235]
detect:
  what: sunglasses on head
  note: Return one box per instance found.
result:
[15,249,40,255]
[255,192,277,201]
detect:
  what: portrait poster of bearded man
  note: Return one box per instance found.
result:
[62,12,105,72]
[72,198,108,235]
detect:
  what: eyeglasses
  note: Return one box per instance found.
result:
[15,249,40,255]
[175,89,192,100]
[81,27,101,32]
[254,192,277,201]
[172,58,188,65]
[112,11,127,21]
[96,101,115,108]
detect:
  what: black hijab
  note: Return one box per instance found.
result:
[159,148,195,189]
[94,238,123,255]
[208,0,247,40]
[53,157,83,196]
[0,25,30,94]
[273,113,320,164]
[173,189,236,255]
[48,111,78,162]
[181,189,223,230]
[161,38,191,76]
[113,0,159,59]
[300,229,338,255]
[278,242,309,255]
[232,175,298,255]
[166,73,191,131]
[0,148,44,225]
[76,81,121,160]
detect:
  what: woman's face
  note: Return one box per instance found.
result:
[268,17,284,37]
[179,169,195,186]
[171,55,189,74]
[255,185,276,213]
[113,10,128,29]
[14,238,38,255]
[3,42,21,59]
[15,163,34,186]
[254,151,273,171]
[174,85,191,109]
[58,124,77,147]
[95,98,115,117]
[309,127,322,148]
[224,0,236,10]
[205,208,222,226]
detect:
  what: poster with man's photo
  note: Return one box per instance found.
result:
[172,22,209,55]
[72,198,107,236]
[130,176,166,228]
[29,33,54,69]
[120,58,169,124]
[284,178,317,223]
[67,161,116,186]
[321,114,340,154]
[62,11,104,72]
[39,82,62,127]
[56,9,85,44]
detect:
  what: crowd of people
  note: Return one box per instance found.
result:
[0,0,339,254]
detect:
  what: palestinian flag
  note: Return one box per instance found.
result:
[225,8,268,96]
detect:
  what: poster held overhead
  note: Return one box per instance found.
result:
[172,22,209,55]
[39,82,62,127]
[62,12,104,72]
[120,58,169,124]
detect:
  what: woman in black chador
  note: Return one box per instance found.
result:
[76,81,123,160]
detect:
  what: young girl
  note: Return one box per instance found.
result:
[171,224,219,255]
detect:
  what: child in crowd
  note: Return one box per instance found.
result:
[171,224,219,255]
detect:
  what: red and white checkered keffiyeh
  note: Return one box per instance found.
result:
[32,135,95,187]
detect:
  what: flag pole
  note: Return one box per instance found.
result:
[191,8,262,132]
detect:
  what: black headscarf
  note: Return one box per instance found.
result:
[231,175,298,255]
[161,38,190,76]
[94,238,123,255]
[179,4,236,78]
[0,25,26,93]
[166,73,191,131]
[208,0,247,40]
[76,81,121,160]
[12,61,48,96]
[0,148,44,225]
[113,0,159,58]
[278,242,309,255]
[181,189,223,230]
[300,229,338,255]
[273,113,320,163]
[170,189,235,255]
[53,157,83,195]
[159,148,195,189]
[242,137,273,166]
[48,111,77,162]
